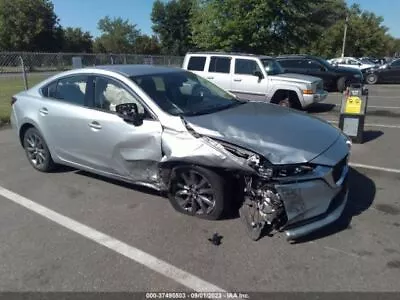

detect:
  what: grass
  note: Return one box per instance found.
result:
[0,74,48,125]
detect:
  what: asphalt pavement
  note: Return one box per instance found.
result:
[0,84,399,293]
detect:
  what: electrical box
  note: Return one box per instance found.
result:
[338,83,369,144]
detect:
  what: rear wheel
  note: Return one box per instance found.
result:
[23,127,55,172]
[168,166,225,220]
[366,73,378,84]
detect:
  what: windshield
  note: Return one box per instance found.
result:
[261,58,284,75]
[130,71,245,116]
[359,58,375,65]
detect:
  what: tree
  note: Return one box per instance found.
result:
[0,0,63,51]
[61,27,93,53]
[190,0,348,55]
[94,16,140,53]
[135,35,161,54]
[151,0,194,55]
[310,4,393,58]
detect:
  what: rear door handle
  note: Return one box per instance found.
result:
[233,78,242,82]
[39,107,48,115]
[206,76,214,79]
[89,121,102,130]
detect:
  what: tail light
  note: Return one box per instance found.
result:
[11,96,17,105]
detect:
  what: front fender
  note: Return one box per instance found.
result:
[268,85,304,105]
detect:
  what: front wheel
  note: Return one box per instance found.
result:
[366,73,378,85]
[168,166,226,220]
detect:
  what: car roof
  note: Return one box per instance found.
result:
[86,64,183,77]
[186,51,274,59]
[276,54,322,60]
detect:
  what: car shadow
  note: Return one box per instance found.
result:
[363,130,384,143]
[306,103,336,113]
[290,167,376,244]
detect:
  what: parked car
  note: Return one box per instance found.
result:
[358,57,386,65]
[276,54,363,92]
[182,52,328,109]
[10,64,351,241]
[364,58,400,84]
[327,57,377,70]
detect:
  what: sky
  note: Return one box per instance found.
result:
[51,0,400,38]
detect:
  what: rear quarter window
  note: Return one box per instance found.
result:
[187,56,206,71]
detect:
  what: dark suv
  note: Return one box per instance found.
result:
[276,55,363,92]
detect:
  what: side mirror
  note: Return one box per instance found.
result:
[320,66,327,72]
[115,103,143,126]
[254,70,264,80]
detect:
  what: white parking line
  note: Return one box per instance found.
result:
[0,186,226,293]
[326,120,400,129]
[349,163,400,174]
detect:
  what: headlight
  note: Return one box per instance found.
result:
[257,164,315,179]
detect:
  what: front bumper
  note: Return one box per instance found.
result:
[303,90,328,107]
[274,156,349,240]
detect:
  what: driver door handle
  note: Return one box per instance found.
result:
[89,121,102,130]
[206,76,214,79]
[233,78,242,82]
[39,107,48,115]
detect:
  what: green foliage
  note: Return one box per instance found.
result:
[94,16,141,53]
[151,0,195,55]
[61,27,93,53]
[0,0,63,51]
[135,35,161,54]
[190,0,398,58]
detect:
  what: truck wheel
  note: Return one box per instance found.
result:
[337,77,347,92]
[168,166,226,220]
[277,97,291,108]
[366,74,378,84]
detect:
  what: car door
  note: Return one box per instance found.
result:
[230,58,267,101]
[80,75,163,182]
[38,74,102,168]
[304,59,334,90]
[381,59,400,82]
[204,56,232,91]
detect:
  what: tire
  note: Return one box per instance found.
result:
[337,77,347,92]
[168,165,226,220]
[23,127,55,172]
[277,97,292,108]
[366,73,378,85]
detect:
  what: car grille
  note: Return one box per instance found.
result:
[332,156,348,183]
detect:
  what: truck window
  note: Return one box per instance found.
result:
[278,59,300,68]
[234,59,262,75]
[208,56,231,74]
[187,56,206,71]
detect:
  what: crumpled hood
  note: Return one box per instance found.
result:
[271,73,321,84]
[184,102,341,165]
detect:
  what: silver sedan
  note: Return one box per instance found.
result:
[10,64,351,241]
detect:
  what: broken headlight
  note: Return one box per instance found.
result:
[257,164,315,179]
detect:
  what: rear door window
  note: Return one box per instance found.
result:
[208,56,231,73]
[187,56,206,71]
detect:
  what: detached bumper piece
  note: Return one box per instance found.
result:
[284,179,349,241]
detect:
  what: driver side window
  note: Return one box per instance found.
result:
[235,59,262,76]
[93,76,146,116]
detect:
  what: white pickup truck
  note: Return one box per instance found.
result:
[182,52,328,109]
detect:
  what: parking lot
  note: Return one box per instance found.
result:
[0,84,399,293]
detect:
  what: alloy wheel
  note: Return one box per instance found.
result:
[173,170,216,216]
[25,132,47,168]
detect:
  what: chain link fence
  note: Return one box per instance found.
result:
[0,52,184,125]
